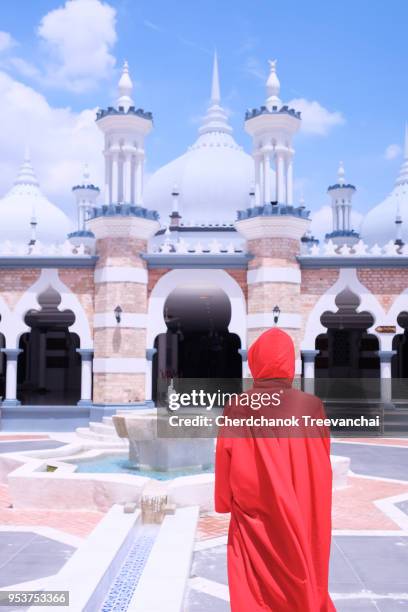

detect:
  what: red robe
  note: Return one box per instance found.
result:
[215,328,336,611]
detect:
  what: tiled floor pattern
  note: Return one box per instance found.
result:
[0,531,75,588]
[189,439,408,611]
[184,537,408,611]
[101,530,157,612]
[0,484,103,538]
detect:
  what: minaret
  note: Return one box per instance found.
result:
[29,208,37,246]
[169,184,181,228]
[244,59,301,205]
[197,51,233,138]
[236,59,309,375]
[96,61,153,206]
[72,165,100,231]
[68,165,99,252]
[88,62,159,406]
[326,162,359,246]
[395,201,404,248]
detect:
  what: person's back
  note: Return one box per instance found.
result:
[215,328,336,611]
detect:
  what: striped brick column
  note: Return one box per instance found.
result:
[88,215,159,405]
[235,214,309,374]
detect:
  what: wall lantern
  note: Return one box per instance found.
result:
[114,305,123,324]
[273,305,281,325]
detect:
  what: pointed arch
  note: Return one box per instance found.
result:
[302,268,385,351]
[13,269,92,348]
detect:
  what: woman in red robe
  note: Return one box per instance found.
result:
[215,328,335,611]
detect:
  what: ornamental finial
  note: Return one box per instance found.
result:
[266,59,281,110]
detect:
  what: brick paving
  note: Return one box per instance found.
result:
[0,484,103,538]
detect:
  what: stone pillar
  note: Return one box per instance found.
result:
[286,156,294,205]
[76,349,93,406]
[136,156,144,204]
[263,152,271,204]
[111,151,119,204]
[1,349,22,406]
[88,214,159,405]
[377,350,396,405]
[254,155,261,205]
[104,151,111,205]
[302,350,319,395]
[235,213,310,377]
[276,152,286,204]
[123,154,132,203]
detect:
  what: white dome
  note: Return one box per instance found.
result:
[144,135,254,224]
[144,53,254,224]
[361,128,408,245]
[0,154,73,244]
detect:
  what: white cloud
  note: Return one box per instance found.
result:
[10,0,117,93]
[384,143,402,160]
[288,98,345,136]
[0,70,104,217]
[310,204,363,240]
[0,31,16,53]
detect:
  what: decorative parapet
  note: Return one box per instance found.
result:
[237,203,310,221]
[245,105,301,121]
[89,203,158,221]
[0,239,97,268]
[96,106,153,121]
[150,236,245,255]
[299,238,408,268]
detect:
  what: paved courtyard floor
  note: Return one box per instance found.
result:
[185,438,408,611]
[0,433,407,610]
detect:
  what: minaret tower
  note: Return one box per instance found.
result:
[68,165,100,251]
[88,63,159,407]
[326,162,359,246]
[96,61,153,206]
[245,59,301,205]
[236,60,309,374]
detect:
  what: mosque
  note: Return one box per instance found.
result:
[0,55,407,422]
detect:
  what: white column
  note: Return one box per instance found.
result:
[104,151,111,205]
[111,153,119,204]
[1,349,22,405]
[136,156,144,204]
[263,153,271,204]
[76,349,93,405]
[123,154,132,204]
[276,153,286,203]
[377,350,396,405]
[254,156,261,205]
[302,350,319,395]
[286,156,293,205]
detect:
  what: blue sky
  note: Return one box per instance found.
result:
[0,0,407,233]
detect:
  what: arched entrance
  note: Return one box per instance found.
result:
[17,287,81,405]
[152,284,242,402]
[392,311,408,399]
[315,288,380,398]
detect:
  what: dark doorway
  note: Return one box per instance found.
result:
[315,288,380,399]
[18,287,81,405]
[392,311,408,399]
[152,285,242,402]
